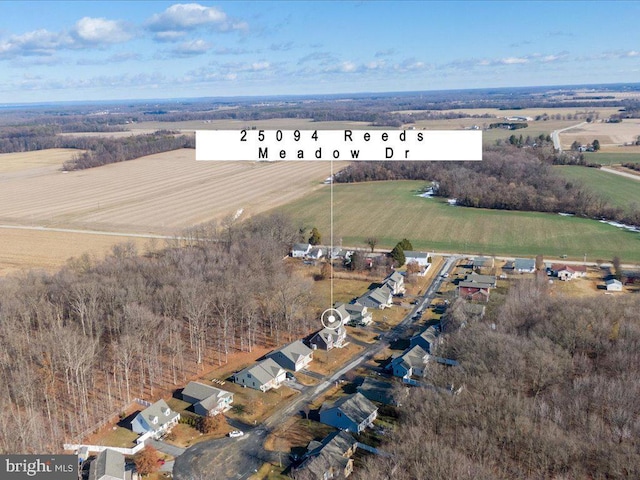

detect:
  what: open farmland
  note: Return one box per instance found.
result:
[0,148,345,234]
[559,118,640,149]
[554,166,640,211]
[0,148,80,173]
[126,118,374,133]
[584,151,640,164]
[276,180,640,263]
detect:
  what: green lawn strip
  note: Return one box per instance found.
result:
[275,180,640,262]
[584,151,640,165]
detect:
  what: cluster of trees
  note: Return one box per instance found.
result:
[0,213,316,453]
[62,132,194,170]
[358,280,640,479]
[622,162,640,172]
[334,145,640,226]
[390,239,413,267]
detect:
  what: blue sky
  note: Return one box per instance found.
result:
[0,1,639,103]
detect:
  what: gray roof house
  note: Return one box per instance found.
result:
[514,258,536,273]
[357,377,403,406]
[390,345,429,381]
[319,393,378,434]
[606,278,623,291]
[409,326,438,353]
[130,399,180,438]
[89,449,125,480]
[309,326,347,351]
[404,251,430,267]
[383,270,405,295]
[181,381,233,416]
[472,256,494,270]
[334,303,351,325]
[297,430,358,479]
[267,340,314,371]
[291,243,311,258]
[234,358,286,392]
[356,285,393,310]
[344,302,373,326]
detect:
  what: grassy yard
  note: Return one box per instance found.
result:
[225,385,299,424]
[584,151,640,165]
[87,426,138,448]
[307,342,365,376]
[554,166,640,211]
[275,180,640,262]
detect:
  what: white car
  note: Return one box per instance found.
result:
[228,430,244,438]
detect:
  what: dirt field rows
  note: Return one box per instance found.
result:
[0,148,344,234]
[559,119,640,149]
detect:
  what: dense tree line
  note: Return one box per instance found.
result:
[62,133,194,170]
[334,145,640,226]
[357,280,640,480]
[0,213,315,453]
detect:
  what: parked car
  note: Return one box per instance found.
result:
[228,430,244,438]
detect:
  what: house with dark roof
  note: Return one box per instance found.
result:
[89,449,125,480]
[319,393,378,433]
[456,273,497,303]
[267,340,313,371]
[291,243,311,258]
[356,285,393,310]
[233,358,286,392]
[357,377,402,406]
[296,430,358,479]
[130,399,180,438]
[472,256,494,272]
[181,381,233,416]
[309,326,347,351]
[390,345,429,381]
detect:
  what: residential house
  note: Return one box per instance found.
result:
[356,285,393,310]
[605,279,623,291]
[234,358,286,392]
[130,399,180,438]
[291,243,311,258]
[472,256,494,272]
[390,345,429,381]
[403,251,430,267]
[551,264,587,281]
[333,303,351,325]
[343,302,373,326]
[456,273,497,302]
[319,393,378,434]
[383,270,406,295]
[514,258,536,273]
[267,340,314,371]
[308,247,324,260]
[89,449,125,480]
[357,377,402,406]
[309,326,347,351]
[181,381,233,416]
[409,326,438,353]
[296,431,358,479]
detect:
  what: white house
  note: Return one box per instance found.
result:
[130,399,180,439]
[267,340,314,371]
[291,243,311,258]
[383,271,406,295]
[605,279,623,291]
[234,358,287,392]
[404,251,430,267]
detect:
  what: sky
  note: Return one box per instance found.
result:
[0,1,639,103]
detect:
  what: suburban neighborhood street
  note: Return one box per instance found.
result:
[173,257,459,479]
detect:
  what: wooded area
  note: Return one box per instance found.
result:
[357,280,640,480]
[0,213,314,453]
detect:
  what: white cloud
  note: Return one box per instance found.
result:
[251,61,270,71]
[73,17,132,44]
[500,57,529,65]
[146,3,246,39]
[172,39,211,56]
[0,29,73,57]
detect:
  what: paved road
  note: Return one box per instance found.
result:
[601,166,640,181]
[173,258,459,480]
[551,122,586,151]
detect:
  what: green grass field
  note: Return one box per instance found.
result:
[584,151,640,165]
[276,180,640,262]
[554,166,640,211]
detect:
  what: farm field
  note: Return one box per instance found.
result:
[559,118,640,149]
[392,107,622,118]
[554,166,640,210]
[0,148,345,234]
[0,148,80,173]
[126,118,374,133]
[0,227,149,275]
[584,151,640,164]
[275,180,640,263]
